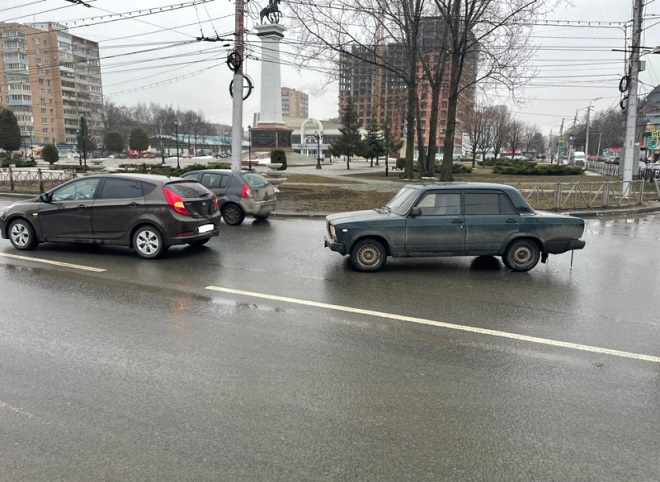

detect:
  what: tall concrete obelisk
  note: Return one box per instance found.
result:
[252,21,292,151]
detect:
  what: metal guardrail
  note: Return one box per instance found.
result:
[585,160,621,176]
[516,180,651,210]
[0,168,77,193]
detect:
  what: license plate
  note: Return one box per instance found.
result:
[198,224,214,233]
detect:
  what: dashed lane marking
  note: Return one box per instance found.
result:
[0,253,107,272]
[206,285,660,365]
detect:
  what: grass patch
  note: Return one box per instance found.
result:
[276,184,393,213]
[280,173,361,184]
[345,166,622,186]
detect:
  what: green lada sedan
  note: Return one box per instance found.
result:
[324,183,586,272]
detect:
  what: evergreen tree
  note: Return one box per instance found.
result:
[129,126,150,151]
[0,108,22,154]
[364,120,386,167]
[332,96,362,170]
[41,143,59,165]
[105,132,124,153]
[76,116,97,159]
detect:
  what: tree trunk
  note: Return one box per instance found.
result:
[415,97,426,177]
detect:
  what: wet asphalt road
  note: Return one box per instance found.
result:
[0,199,659,480]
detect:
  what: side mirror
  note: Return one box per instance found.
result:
[39,192,51,203]
[410,206,422,217]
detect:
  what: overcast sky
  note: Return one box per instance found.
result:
[3,0,659,135]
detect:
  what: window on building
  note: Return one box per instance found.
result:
[43,128,48,134]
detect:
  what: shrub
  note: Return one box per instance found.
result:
[271,149,287,170]
[451,163,472,174]
[0,157,36,168]
[42,144,59,165]
[493,163,583,176]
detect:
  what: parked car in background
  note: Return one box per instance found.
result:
[324,183,586,272]
[142,152,157,159]
[650,163,660,177]
[181,169,277,225]
[0,174,220,258]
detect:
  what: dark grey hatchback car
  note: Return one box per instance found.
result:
[0,173,221,258]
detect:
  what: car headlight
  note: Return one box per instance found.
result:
[330,224,336,239]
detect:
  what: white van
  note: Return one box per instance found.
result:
[573,151,586,163]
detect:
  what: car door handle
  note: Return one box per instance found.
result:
[127,202,139,208]
[451,218,463,224]
[77,204,87,209]
[505,219,518,223]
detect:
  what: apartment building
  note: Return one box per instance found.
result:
[0,22,103,152]
[281,87,308,119]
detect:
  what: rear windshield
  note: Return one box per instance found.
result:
[242,172,270,188]
[165,181,211,198]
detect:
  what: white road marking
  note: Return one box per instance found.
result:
[206,285,660,364]
[0,253,106,272]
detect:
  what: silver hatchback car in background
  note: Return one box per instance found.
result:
[181,169,277,225]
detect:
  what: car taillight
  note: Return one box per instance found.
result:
[212,193,219,212]
[241,184,252,199]
[163,187,189,215]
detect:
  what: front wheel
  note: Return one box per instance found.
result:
[503,239,540,272]
[133,225,166,259]
[8,219,39,250]
[350,239,387,272]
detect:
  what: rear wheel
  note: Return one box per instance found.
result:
[503,239,540,272]
[133,225,165,259]
[222,203,245,226]
[350,239,387,272]
[8,219,38,251]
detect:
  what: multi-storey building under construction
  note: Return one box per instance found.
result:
[0,22,103,153]
[338,17,476,155]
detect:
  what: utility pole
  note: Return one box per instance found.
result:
[622,0,644,194]
[585,96,602,158]
[558,118,564,164]
[230,0,245,172]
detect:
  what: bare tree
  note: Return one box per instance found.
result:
[507,119,525,159]
[288,0,429,179]
[463,103,487,168]
[430,0,557,180]
[490,106,510,162]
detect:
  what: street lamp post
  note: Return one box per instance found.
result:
[174,121,180,169]
[80,113,87,169]
[315,130,322,169]
[248,125,252,170]
[584,96,602,159]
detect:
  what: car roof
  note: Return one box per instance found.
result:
[404,182,520,192]
[83,173,184,183]
[184,169,240,175]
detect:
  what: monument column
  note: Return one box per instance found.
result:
[252,22,293,151]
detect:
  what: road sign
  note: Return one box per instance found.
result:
[557,136,564,144]
[652,131,659,139]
